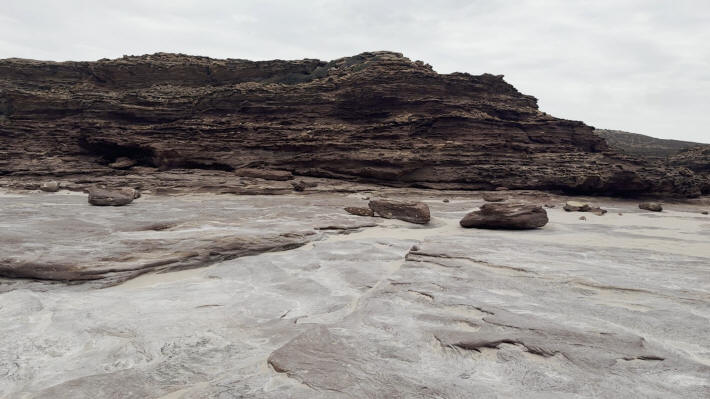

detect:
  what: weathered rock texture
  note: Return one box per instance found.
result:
[344,206,375,217]
[670,145,710,174]
[639,202,663,212]
[235,168,294,181]
[460,203,548,229]
[39,181,59,192]
[87,187,136,206]
[3,192,709,397]
[563,200,608,215]
[0,193,373,285]
[1,51,707,196]
[368,199,431,224]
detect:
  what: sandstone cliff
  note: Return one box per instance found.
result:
[1,51,706,196]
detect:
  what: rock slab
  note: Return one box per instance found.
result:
[88,188,135,206]
[639,202,663,212]
[564,200,607,215]
[368,199,430,224]
[344,206,375,217]
[460,203,548,229]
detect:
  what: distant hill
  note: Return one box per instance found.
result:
[594,129,702,159]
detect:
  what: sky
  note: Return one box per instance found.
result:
[1,0,709,143]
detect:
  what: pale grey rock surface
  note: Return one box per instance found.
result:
[0,191,709,398]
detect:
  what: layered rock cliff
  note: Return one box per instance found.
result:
[1,51,706,196]
[670,145,710,189]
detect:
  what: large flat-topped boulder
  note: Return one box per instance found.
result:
[1,51,707,196]
[368,199,430,224]
[87,187,136,206]
[460,203,548,229]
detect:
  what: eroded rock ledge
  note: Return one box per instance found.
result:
[1,51,707,196]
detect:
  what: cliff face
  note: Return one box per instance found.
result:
[1,51,706,196]
[670,145,710,175]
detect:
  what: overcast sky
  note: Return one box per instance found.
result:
[1,0,708,143]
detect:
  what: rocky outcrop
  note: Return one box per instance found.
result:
[639,202,663,212]
[669,146,710,195]
[0,192,378,285]
[234,168,294,181]
[563,200,608,215]
[108,157,137,169]
[39,181,59,192]
[0,52,706,197]
[563,201,592,212]
[88,187,136,206]
[460,203,548,229]
[344,206,375,217]
[482,193,507,202]
[670,145,710,173]
[368,199,431,224]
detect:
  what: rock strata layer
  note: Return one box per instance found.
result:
[234,168,294,181]
[670,145,710,191]
[0,51,707,196]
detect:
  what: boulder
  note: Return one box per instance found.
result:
[235,168,294,181]
[120,187,141,199]
[482,193,506,202]
[563,201,591,212]
[639,202,663,212]
[564,200,607,215]
[368,199,430,224]
[109,157,137,169]
[88,188,135,206]
[460,203,548,230]
[39,181,60,192]
[291,181,307,192]
[344,207,375,217]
